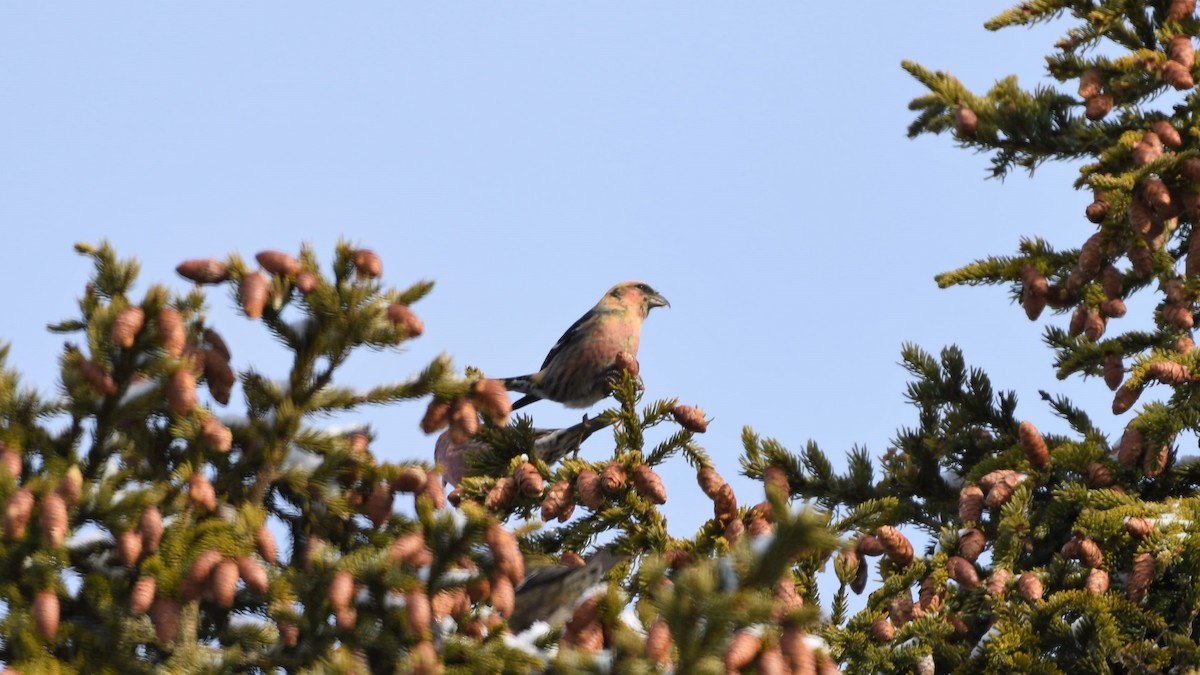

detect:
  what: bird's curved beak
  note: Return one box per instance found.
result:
[647,292,670,310]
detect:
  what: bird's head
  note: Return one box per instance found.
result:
[604,281,669,317]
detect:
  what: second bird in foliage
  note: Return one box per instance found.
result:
[502,281,669,410]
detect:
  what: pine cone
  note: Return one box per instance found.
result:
[240,272,269,319]
[986,568,1012,597]
[1126,517,1153,538]
[1017,572,1044,603]
[779,625,815,673]
[353,249,383,278]
[111,306,145,348]
[1078,539,1103,568]
[1085,462,1116,488]
[395,467,428,493]
[335,607,357,630]
[877,526,913,566]
[614,350,640,376]
[1180,334,1197,353]
[870,617,894,643]
[155,306,187,358]
[204,328,231,361]
[696,466,726,498]
[599,462,627,493]
[421,471,446,509]
[1162,60,1195,90]
[188,472,217,512]
[724,630,761,672]
[166,367,197,418]
[541,480,573,521]
[1085,199,1110,224]
[1128,553,1155,601]
[407,588,432,639]
[56,465,82,510]
[576,469,603,510]
[712,482,738,522]
[763,465,791,498]
[1101,295,1126,316]
[1152,119,1184,147]
[237,556,269,594]
[959,528,986,561]
[0,445,19,480]
[419,398,451,434]
[490,574,515,617]
[1116,426,1146,468]
[723,517,744,544]
[1112,383,1143,415]
[1018,420,1049,469]
[328,570,354,611]
[117,530,142,567]
[486,522,525,586]
[277,620,299,647]
[448,397,478,444]
[366,483,393,527]
[33,590,59,641]
[386,303,424,337]
[485,476,517,510]
[1,487,30,540]
[1144,177,1173,214]
[256,524,278,564]
[857,534,885,557]
[1068,305,1087,337]
[671,405,708,433]
[203,349,235,405]
[131,575,157,614]
[186,549,222,591]
[514,462,544,497]
[1103,353,1124,390]
[1085,568,1110,595]
[1128,241,1154,277]
[1085,94,1113,121]
[389,532,433,567]
[632,464,667,504]
[294,270,319,294]
[1078,67,1103,98]
[646,616,673,665]
[176,258,230,284]
[1169,0,1197,21]
[78,359,117,396]
[889,595,914,626]
[210,559,239,608]
[947,556,980,589]
[1148,360,1190,384]
[138,505,163,554]
[39,492,67,549]
[954,105,978,136]
[200,416,233,453]
[1143,442,1170,478]
[958,484,984,523]
[150,597,182,644]
[469,378,511,426]
[255,250,301,277]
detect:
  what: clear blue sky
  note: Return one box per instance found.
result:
[1,4,1127,555]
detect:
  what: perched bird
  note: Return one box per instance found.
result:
[434,415,613,485]
[509,548,626,631]
[503,281,669,410]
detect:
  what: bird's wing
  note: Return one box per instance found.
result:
[537,306,610,371]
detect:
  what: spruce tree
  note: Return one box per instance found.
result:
[745,1,1200,672]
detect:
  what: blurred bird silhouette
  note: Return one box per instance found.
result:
[509,548,626,632]
[434,415,613,485]
[503,281,668,410]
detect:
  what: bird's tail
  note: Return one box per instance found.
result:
[502,376,540,410]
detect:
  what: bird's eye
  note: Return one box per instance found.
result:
[636,283,651,293]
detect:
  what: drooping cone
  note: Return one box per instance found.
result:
[513,462,544,497]
[1087,461,1115,487]
[646,616,673,665]
[724,629,761,672]
[57,465,82,509]
[1077,539,1103,568]
[1162,60,1195,90]
[294,269,318,294]
[149,597,182,643]
[877,526,913,566]
[485,476,516,510]
[366,483,393,528]
[406,588,432,639]
[139,505,163,554]
[328,570,354,611]
[203,348,235,405]
[131,575,157,614]
[486,523,525,586]
[1148,360,1191,384]
[277,620,299,647]
[697,466,726,498]
[576,469,603,510]
[1152,119,1184,147]
[1143,442,1170,478]
[1116,426,1145,469]
[632,464,667,504]
[3,487,33,539]
[240,272,269,319]
[1085,94,1113,121]
[1085,198,1110,224]
[421,471,446,509]
[33,590,60,640]
[871,618,895,643]
[177,258,230,284]
[1017,572,1044,603]
[986,568,1012,597]
[200,416,233,453]
[157,307,186,357]
[386,303,424,337]
[188,472,217,512]
[1084,568,1109,594]
[237,556,270,594]
[712,482,738,522]
[211,559,240,608]
[954,105,977,136]
[111,306,145,348]
[1169,0,1197,21]
[1128,553,1155,601]
[353,249,383,277]
[958,528,986,562]
[1112,383,1142,415]
[389,531,433,567]
[1103,353,1124,390]
[184,549,222,601]
[469,378,511,426]
[78,359,117,396]
[541,480,574,522]
[1018,420,1049,469]
[395,467,427,493]
[0,445,19,479]
[780,624,815,673]
[671,405,708,433]
[490,575,515,618]
[117,530,142,567]
[255,250,301,277]
[166,367,197,417]
[39,492,67,548]
[1078,68,1103,98]
[1143,177,1172,212]
[419,398,451,434]
[447,397,478,444]
[946,556,980,589]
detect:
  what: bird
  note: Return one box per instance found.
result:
[503,281,669,410]
[509,548,626,632]
[434,415,613,485]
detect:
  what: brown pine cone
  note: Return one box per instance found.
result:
[632,465,667,504]
[39,492,68,549]
[294,270,319,294]
[1069,305,1087,337]
[406,588,432,639]
[696,466,726,498]
[256,524,278,564]
[166,368,197,417]
[671,404,708,433]
[514,462,544,497]
[139,505,164,554]
[177,258,230,284]
[541,480,573,521]
[237,556,270,594]
[188,472,217,512]
[947,556,980,589]
[877,526,913,566]
[419,398,451,434]
[490,574,515,618]
[870,617,894,643]
[1128,242,1154,277]
[986,568,1012,597]
[277,620,299,647]
[240,273,270,319]
[959,485,984,523]
[1078,539,1104,568]
[149,597,182,644]
[486,523,525,586]
[469,378,511,426]
[78,359,117,397]
[1086,462,1116,488]
[856,534,885,557]
[724,629,761,672]
[0,445,19,480]
[1085,94,1114,121]
[1144,177,1173,213]
[1169,0,1197,21]
[955,105,978,136]
[131,575,157,614]
[255,250,301,277]
[155,306,186,358]
[1018,420,1049,469]
[646,616,673,665]
[614,350,640,376]
[117,530,142,567]
[576,469,604,510]
[112,306,145,348]
[1017,572,1044,603]
[389,532,433,567]
[210,559,239,608]
[712,482,738,522]
[599,462,627,493]
[1143,442,1170,478]
[1078,68,1103,98]
[203,349,235,406]
[779,625,814,673]
[1126,517,1153,538]
[366,483,393,527]
[1178,334,1196,354]
[200,416,233,453]
[889,595,914,626]
[723,517,744,544]
[763,465,791,497]
[1148,360,1190,384]
[33,590,60,640]
[395,467,428,493]
[485,476,517,510]
[1162,60,1195,90]
[1084,310,1106,341]
[1085,568,1110,594]
[353,249,383,278]
[387,303,424,337]
[1085,199,1110,224]
[959,528,986,562]
[1103,354,1124,390]
[1128,553,1155,601]
[1113,383,1143,415]
[328,570,354,611]
[448,397,478,444]
[1116,426,1146,468]
[1152,119,1184,147]
[57,465,82,509]
[7,487,35,535]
